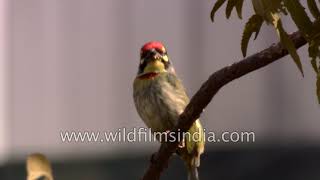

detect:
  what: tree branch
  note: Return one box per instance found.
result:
[142,31,307,180]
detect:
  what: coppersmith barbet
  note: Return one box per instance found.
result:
[133,41,205,180]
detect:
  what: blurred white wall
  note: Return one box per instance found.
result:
[2,0,319,162]
[0,0,9,165]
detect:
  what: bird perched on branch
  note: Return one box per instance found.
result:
[133,41,205,180]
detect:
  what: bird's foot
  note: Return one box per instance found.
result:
[178,138,185,148]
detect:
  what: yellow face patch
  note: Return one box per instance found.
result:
[162,55,169,62]
[143,60,166,73]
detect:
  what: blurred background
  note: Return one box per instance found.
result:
[0,0,319,179]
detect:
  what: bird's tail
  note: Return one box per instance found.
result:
[187,165,199,180]
[187,155,200,180]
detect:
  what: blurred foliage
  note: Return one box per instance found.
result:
[26,153,53,180]
[211,0,320,104]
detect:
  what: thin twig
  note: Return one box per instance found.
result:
[142,31,307,180]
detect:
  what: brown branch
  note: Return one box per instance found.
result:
[142,31,307,180]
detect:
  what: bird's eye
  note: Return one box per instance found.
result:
[141,51,148,59]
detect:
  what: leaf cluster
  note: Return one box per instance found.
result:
[211,0,320,103]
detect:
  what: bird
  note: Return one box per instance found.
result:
[133,41,205,180]
[26,153,54,180]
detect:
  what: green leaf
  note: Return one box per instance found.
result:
[252,0,268,17]
[241,14,264,57]
[317,73,320,104]
[308,22,320,73]
[211,0,227,22]
[251,0,281,27]
[225,0,244,19]
[235,0,245,19]
[309,39,320,73]
[311,58,319,73]
[251,0,282,21]
[226,0,238,19]
[279,2,288,15]
[307,0,320,19]
[283,0,314,40]
[269,12,281,28]
[276,20,304,76]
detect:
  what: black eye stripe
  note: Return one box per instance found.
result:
[155,48,164,54]
[141,49,166,58]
